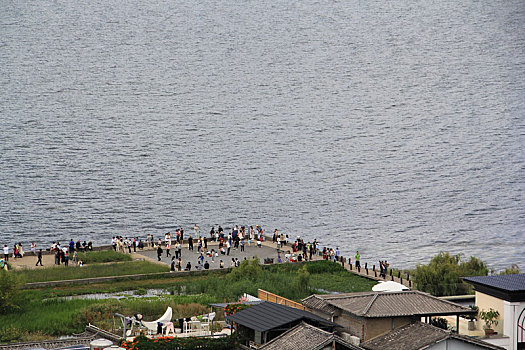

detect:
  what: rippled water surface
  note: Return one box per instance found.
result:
[1,0,524,269]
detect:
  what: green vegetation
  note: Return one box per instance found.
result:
[78,250,132,264]
[499,264,520,275]
[167,260,374,301]
[16,260,169,283]
[0,271,24,313]
[1,260,374,343]
[121,334,235,350]
[414,252,488,296]
[479,308,500,330]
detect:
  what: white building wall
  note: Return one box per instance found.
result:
[503,300,525,350]
[428,338,500,350]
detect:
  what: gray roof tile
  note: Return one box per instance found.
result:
[302,291,472,318]
[463,274,525,292]
[362,322,505,350]
[260,322,363,350]
[226,301,335,332]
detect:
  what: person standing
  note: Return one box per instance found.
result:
[355,251,361,269]
[3,245,8,262]
[194,224,199,238]
[188,235,193,251]
[166,239,171,257]
[170,257,176,272]
[157,245,163,261]
[31,242,37,256]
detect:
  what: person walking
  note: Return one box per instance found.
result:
[35,249,43,266]
[157,245,163,261]
[355,251,361,269]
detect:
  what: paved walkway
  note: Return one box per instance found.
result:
[7,240,413,288]
[136,241,287,270]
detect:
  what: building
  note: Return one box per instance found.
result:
[362,322,504,350]
[302,290,476,342]
[259,321,362,350]
[463,274,525,350]
[226,301,337,347]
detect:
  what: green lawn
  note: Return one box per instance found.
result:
[17,260,169,283]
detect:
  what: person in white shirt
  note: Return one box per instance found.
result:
[3,245,9,262]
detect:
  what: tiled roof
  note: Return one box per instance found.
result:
[226,301,335,332]
[302,291,473,318]
[362,322,505,350]
[260,322,363,350]
[463,274,525,292]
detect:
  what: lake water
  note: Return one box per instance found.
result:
[1,0,523,270]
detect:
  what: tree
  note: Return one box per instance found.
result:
[414,252,488,296]
[0,270,23,314]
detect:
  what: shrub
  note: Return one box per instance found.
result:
[499,264,520,275]
[0,271,23,314]
[228,258,262,282]
[0,326,24,342]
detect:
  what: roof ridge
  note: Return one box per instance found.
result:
[363,293,379,315]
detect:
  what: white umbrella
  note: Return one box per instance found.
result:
[372,281,410,292]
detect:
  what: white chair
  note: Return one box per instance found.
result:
[201,312,216,334]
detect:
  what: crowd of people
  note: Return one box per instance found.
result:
[2,224,391,279]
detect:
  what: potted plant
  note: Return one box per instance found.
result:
[479,308,500,335]
[466,305,478,331]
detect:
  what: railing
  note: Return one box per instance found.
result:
[258,289,309,311]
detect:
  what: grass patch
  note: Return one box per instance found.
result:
[310,271,376,293]
[16,260,169,283]
[78,250,132,264]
